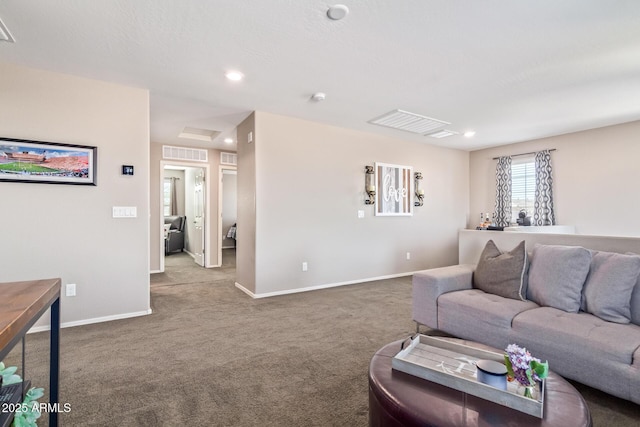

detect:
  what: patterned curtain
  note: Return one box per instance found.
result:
[533,150,555,226]
[170,177,178,216]
[493,156,512,227]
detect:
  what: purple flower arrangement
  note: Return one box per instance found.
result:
[504,344,549,398]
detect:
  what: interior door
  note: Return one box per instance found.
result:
[193,169,205,266]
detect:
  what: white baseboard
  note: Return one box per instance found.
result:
[235,282,255,298]
[150,269,162,274]
[235,271,416,299]
[28,309,153,333]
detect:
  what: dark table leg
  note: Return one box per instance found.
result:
[49,298,60,427]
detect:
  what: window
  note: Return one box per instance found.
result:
[163,179,172,216]
[511,157,535,221]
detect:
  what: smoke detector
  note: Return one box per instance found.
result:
[327,5,349,21]
[311,92,326,102]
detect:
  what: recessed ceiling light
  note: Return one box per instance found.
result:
[224,138,233,144]
[464,131,476,137]
[225,71,244,81]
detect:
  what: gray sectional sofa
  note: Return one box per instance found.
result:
[412,238,640,404]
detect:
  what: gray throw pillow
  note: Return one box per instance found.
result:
[527,244,591,312]
[582,251,640,324]
[473,240,527,300]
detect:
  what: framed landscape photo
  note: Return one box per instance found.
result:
[0,137,97,185]
[375,162,413,216]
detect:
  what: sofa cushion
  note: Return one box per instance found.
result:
[581,251,640,324]
[511,306,640,369]
[473,240,527,300]
[438,289,539,350]
[511,307,640,401]
[527,244,591,313]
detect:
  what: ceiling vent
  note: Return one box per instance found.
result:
[178,126,219,142]
[163,145,208,162]
[428,129,459,139]
[0,17,15,43]
[220,152,237,166]
[369,109,449,134]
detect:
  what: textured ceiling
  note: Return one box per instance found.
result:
[1,1,640,151]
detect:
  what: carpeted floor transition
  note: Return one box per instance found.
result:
[8,250,640,426]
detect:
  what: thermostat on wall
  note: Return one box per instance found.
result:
[122,165,134,176]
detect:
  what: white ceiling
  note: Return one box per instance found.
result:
[1,1,640,152]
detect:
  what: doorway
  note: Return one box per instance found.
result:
[160,161,211,273]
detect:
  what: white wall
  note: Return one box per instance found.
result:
[243,112,469,297]
[459,229,640,265]
[0,62,150,326]
[469,120,640,236]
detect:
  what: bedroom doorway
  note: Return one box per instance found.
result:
[160,161,211,273]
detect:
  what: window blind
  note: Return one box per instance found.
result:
[511,157,536,221]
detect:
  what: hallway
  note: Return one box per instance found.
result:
[150,248,236,287]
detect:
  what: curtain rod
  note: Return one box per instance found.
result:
[492,148,556,160]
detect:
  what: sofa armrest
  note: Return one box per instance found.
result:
[412,264,475,329]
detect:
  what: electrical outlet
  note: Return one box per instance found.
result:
[66,283,76,297]
[302,262,308,272]
[406,252,411,260]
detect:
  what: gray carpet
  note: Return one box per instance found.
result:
[6,249,640,426]
[150,249,236,287]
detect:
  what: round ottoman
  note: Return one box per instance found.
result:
[369,339,592,427]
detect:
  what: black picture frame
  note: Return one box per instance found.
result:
[0,137,97,186]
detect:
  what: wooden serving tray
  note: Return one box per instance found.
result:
[392,335,544,418]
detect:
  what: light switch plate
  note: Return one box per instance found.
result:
[112,206,137,218]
